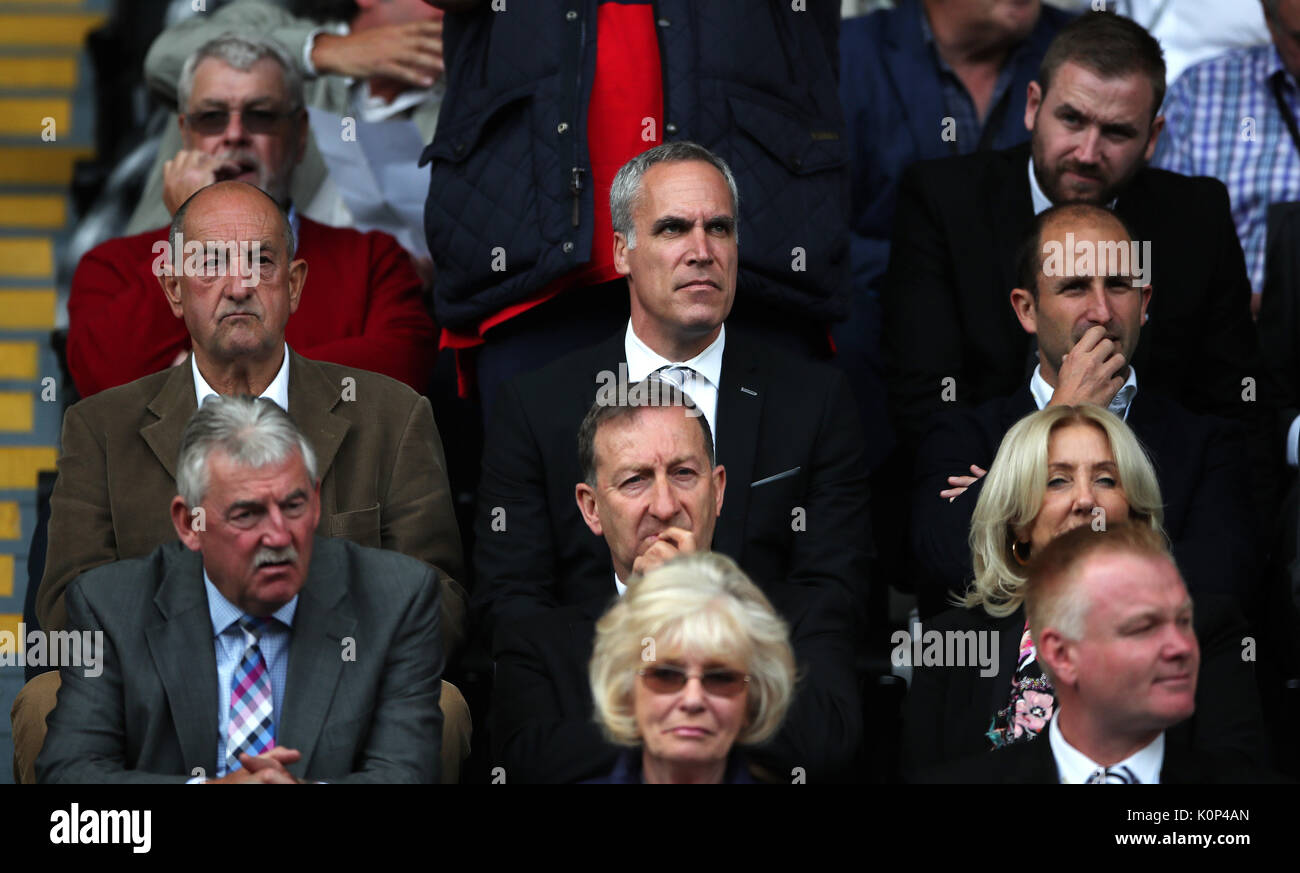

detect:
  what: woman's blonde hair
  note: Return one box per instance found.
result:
[963,405,1166,617]
[588,552,796,748]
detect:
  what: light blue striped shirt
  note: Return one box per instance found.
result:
[204,571,297,777]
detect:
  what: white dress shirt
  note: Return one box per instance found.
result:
[1029,363,1138,421]
[1048,710,1164,784]
[623,321,725,447]
[192,343,291,413]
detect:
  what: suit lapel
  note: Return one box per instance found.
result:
[286,349,350,482]
[712,332,763,559]
[973,608,1025,733]
[988,144,1036,296]
[277,538,356,777]
[140,362,199,480]
[1114,172,1157,377]
[144,544,220,775]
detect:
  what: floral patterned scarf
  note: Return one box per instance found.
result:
[986,620,1055,750]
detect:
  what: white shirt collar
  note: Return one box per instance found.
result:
[1048,710,1164,784]
[624,321,725,390]
[614,571,626,597]
[192,342,291,413]
[1027,156,1118,215]
[1029,363,1138,421]
[353,79,442,124]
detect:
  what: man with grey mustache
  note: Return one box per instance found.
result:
[37,395,443,784]
[11,181,470,785]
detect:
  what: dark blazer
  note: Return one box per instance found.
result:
[910,385,1259,618]
[37,537,444,784]
[491,583,862,784]
[840,1,1072,297]
[473,326,872,644]
[901,598,1269,779]
[919,725,1286,784]
[36,349,467,655]
[881,141,1264,448]
[426,0,846,330]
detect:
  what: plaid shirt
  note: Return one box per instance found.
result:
[1154,44,1300,296]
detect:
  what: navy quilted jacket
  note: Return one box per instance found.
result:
[420,0,847,332]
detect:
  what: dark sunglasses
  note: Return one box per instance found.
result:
[184,106,300,136]
[637,665,750,697]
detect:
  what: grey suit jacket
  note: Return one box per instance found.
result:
[127,0,442,234]
[37,348,467,655]
[37,536,443,784]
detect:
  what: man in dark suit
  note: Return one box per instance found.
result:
[921,524,1277,783]
[491,387,861,782]
[37,396,443,783]
[11,181,469,785]
[882,11,1263,448]
[474,142,872,647]
[837,0,1072,467]
[910,203,1258,618]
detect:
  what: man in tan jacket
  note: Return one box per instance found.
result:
[13,181,469,783]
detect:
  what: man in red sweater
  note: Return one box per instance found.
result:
[68,32,435,398]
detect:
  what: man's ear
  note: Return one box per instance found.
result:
[712,464,726,519]
[287,258,308,314]
[171,495,203,550]
[1010,287,1039,336]
[1024,81,1042,132]
[1139,283,1153,323]
[575,482,603,537]
[613,231,631,277]
[1143,113,1165,162]
[1036,628,1078,687]
[160,272,185,319]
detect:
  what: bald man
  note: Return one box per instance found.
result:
[12,181,470,784]
[910,203,1258,618]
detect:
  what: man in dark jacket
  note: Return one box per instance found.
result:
[423,0,847,413]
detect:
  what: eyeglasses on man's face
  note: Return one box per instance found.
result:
[184,105,300,136]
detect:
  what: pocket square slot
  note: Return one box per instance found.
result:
[750,467,801,487]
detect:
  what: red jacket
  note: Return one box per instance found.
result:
[68,217,436,397]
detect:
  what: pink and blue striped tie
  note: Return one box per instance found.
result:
[227,616,275,771]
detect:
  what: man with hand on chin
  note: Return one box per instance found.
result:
[489,383,861,783]
[910,203,1258,618]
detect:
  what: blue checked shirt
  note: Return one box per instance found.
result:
[919,9,1025,154]
[1154,44,1300,297]
[205,573,296,778]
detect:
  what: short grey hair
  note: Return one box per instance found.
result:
[610,142,740,249]
[577,377,715,487]
[177,32,304,113]
[176,395,318,507]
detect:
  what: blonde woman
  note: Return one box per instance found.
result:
[902,406,1265,779]
[586,552,795,784]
